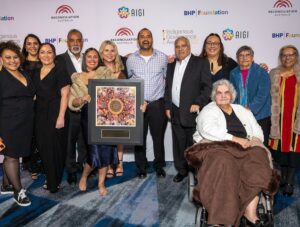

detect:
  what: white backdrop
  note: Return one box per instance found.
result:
[1,0,300,162]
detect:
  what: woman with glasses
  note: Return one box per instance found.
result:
[269,45,300,196]
[199,33,237,82]
[229,46,271,147]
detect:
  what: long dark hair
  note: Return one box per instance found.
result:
[82,48,101,72]
[199,33,229,67]
[21,34,42,57]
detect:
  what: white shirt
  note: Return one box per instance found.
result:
[172,54,191,107]
[193,102,264,143]
[67,50,83,73]
[140,55,152,63]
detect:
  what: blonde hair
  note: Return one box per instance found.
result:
[98,40,124,72]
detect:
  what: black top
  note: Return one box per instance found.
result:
[222,109,247,138]
[22,60,42,73]
[211,57,237,82]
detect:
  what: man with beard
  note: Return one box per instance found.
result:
[56,29,87,185]
[127,28,168,179]
[164,36,212,182]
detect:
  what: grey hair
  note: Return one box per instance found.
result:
[236,45,254,59]
[211,79,237,103]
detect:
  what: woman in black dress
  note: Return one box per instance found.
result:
[0,41,34,206]
[21,34,42,180]
[32,43,71,193]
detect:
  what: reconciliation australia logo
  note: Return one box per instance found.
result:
[117,6,145,18]
[222,28,249,41]
[268,0,298,16]
[111,28,137,44]
[51,5,80,22]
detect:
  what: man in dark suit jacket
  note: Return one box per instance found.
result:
[56,29,86,184]
[164,36,212,182]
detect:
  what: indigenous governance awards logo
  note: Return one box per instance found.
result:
[51,5,80,22]
[268,0,298,16]
[111,27,137,44]
[162,29,199,44]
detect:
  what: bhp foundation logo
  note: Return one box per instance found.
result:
[56,5,74,14]
[273,0,292,8]
[115,28,134,36]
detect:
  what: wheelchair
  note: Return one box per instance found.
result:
[188,169,274,227]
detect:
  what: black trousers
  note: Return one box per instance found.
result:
[257,116,271,148]
[65,110,87,174]
[134,99,167,171]
[171,104,194,175]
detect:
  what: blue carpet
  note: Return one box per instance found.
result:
[0,162,299,226]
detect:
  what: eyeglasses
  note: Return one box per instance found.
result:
[238,53,252,59]
[206,42,220,47]
[281,53,296,59]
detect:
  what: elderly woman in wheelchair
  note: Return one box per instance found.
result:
[185,79,279,227]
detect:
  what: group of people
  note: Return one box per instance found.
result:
[0,28,299,226]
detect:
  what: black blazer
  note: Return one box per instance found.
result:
[164,55,212,127]
[56,51,77,77]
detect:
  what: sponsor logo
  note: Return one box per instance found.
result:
[0,16,14,21]
[0,34,20,43]
[111,28,137,44]
[272,32,300,38]
[268,0,297,16]
[51,5,79,22]
[162,29,199,44]
[222,28,249,41]
[44,37,88,44]
[274,0,292,8]
[183,9,229,16]
[117,6,145,18]
[56,5,74,14]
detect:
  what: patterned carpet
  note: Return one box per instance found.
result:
[0,162,299,227]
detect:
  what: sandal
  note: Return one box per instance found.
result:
[106,166,114,178]
[115,160,124,177]
[42,181,48,190]
[31,173,38,180]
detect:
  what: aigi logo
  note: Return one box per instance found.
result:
[111,28,136,44]
[274,0,292,8]
[222,28,249,41]
[115,28,134,36]
[51,5,79,22]
[56,5,74,14]
[117,6,145,19]
[268,0,297,16]
[222,28,234,41]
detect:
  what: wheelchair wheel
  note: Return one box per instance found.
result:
[195,206,207,227]
[188,171,195,202]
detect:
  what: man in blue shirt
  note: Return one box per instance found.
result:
[127,28,168,179]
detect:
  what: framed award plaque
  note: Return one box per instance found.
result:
[88,79,144,145]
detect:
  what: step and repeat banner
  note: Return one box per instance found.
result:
[1,0,300,161]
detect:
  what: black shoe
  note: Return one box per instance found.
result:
[137,170,147,179]
[0,184,14,195]
[173,173,187,182]
[67,173,77,185]
[156,168,166,178]
[14,189,31,206]
[242,216,263,227]
[282,183,294,196]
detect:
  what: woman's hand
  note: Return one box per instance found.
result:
[166,109,171,120]
[232,136,251,149]
[55,115,65,129]
[81,94,91,104]
[0,137,5,151]
[140,101,148,113]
